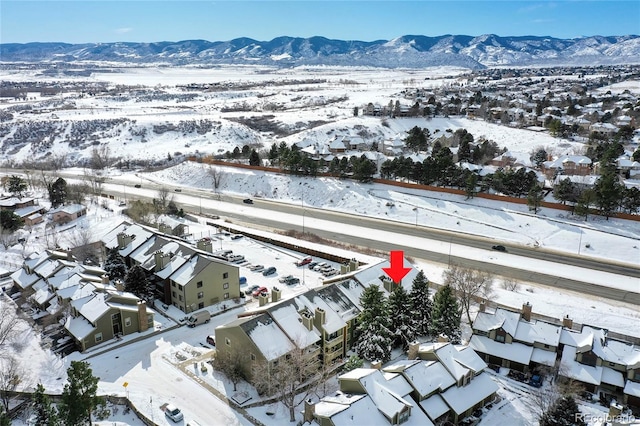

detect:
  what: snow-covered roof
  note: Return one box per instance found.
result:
[316,282,361,323]
[244,315,295,361]
[293,291,346,335]
[57,282,96,301]
[473,308,520,337]
[543,155,592,168]
[601,367,625,388]
[314,394,363,418]
[597,337,640,366]
[352,369,414,420]
[469,335,533,366]
[10,268,39,289]
[559,345,602,385]
[352,258,418,294]
[169,254,221,286]
[435,343,487,380]
[419,393,449,421]
[624,380,640,398]
[560,326,601,352]
[440,372,498,415]
[397,360,456,397]
[72,293,110,323]
[65,313,95,340]
[530,348,557,367]
[50,203,86,215]
[514,319,562,347]
[329,394,398,426]
[13,205,43,218]
[34,259,62,279]
[268,301,321,348]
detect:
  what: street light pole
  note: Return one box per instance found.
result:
[413,207,418,226]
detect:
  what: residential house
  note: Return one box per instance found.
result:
[65,289,153,352]
[13,205,45,226]
[0,197,36,211]
[50,203,87,224]
[541,155,592,179]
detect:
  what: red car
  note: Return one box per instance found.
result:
[296,256,313,266]
[252,286,268,297]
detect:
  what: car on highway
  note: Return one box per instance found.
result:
[243,198,253,204]
[174,188,182,192]
[492,245,507,252]
[134,184,141,188]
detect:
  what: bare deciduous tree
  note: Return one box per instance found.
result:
[0,308,20,359]
[501,278,520,292]
[208,166,225,192]
[155,187,171,214]
[214,345,245,392]
[66,226,96,263]
[0,356,25,413]
[442,264,494,326]
[90,145,112,170]
[0,230,17,251]
[42,224,61,250]
[252,345,320,422]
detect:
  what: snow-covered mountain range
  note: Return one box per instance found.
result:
[2,34,640,68]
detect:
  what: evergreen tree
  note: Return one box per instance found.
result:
[124,265,154,303]
[32,383,59,426]
[388,285,417,350]
[527,184,544,214]
[431,284,461,344]
[409,270,432,337]
[342,355,364,373]
[249,149,261,166]
[48,177,67,208]
[0,210,23,231]
[59,361,102,426]
[622,187,640,214]
[553,178,578,205]
[103,248,127,281]
[465,173,478,199]
[574,188,596,220]
[530,148,548,168]
[7,175,27,198]
[268,143,279,164]
[593,167,623,219]
[354,284,392,362]
[0,412,8,426]
[540,395,585,426]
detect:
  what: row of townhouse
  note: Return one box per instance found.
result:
[100,221,241,313]
[215,257,419,383]
[10,249,154,352]
[469,302,640,413]
[304,341,498,425]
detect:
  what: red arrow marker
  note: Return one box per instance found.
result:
[382,250,411,284]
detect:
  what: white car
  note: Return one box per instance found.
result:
[165,404,184,422]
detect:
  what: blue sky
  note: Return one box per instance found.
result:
[1,1,638,44]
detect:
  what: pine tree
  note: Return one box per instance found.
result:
[124,265,154,303]
[7,175,27,198]
[409,270,432,337]
[540,395,585,426]
[388,285,417,349]
[32,383,59,426]
[354,284,392,362]
[527,184,544,214]
[48,177,67,208]
[431,284,461,344]
[342,355,364,373]
[103,248,127,281]
[59,361,102,426]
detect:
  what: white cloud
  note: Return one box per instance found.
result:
[114,27,133,34]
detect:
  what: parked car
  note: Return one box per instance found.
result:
[245,285,260,295]
[492,245,507,252]
[307,261,318,269]
[206,335,216,346]
[243,198,253,204]
[231,234,243,240]
[252,286,268,297]
[262,266,276,276]
[285,277,300,285]
[528,375,543,388]
[250,264,264,272]
[279,274,294,283]
[165,404,184,422]
[295,256,313,266]
[186,311,210,327]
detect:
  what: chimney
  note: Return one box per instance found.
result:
[563,315,573,329]
[349,258,359,272]
[303,398,316,423]
[340,264,349,275]
[117,233,133,250]
[137,300,148,332]
[315,307,326,325]
[196,238,213,253]
[115,279,124,292]
[408,341,420,360]
[154,251,169,272]
[301,311,314,331]
[271,287,281,303]
[101,274,110,285]
[382,278,394,293]
[371,360,382,370]
[66,250,74,261]
[522,302,532,322]
[158,223,171,234]
[479,300,486,313]
[258,292,269,307]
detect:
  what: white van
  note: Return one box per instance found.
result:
[187,311,211,327]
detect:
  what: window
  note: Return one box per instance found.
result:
[609,362,616,367]
[224,293,229,300]
[223,282,229,289]
[125,317,131,327]
[495,329,506,343]
[95,333,103,343]
[399,409,410,424]
[223,272,229,279]
[225,337,231,346]
[197,281,203,288]
[178,284,183,291]
[178,295,183,301]
[172,291,177,298]
[251,353,256,361]
[197,291,204,299]
[171,282,176,288]
[544,344,550,349]
[198,302,204,309]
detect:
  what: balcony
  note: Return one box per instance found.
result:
[324,334,343,348]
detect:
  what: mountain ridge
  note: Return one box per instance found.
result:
[2,34,640,68]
